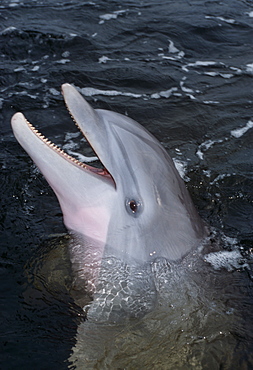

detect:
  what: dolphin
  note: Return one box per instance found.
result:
[11,84,208,320]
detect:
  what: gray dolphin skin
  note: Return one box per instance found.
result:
[11,84,208,320]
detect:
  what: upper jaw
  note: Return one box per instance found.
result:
[11,84,114,183]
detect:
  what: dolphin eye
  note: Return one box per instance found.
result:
[130,200,137,213]
[125,198,142,217]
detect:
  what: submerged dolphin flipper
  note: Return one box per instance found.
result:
[11,84,208,320]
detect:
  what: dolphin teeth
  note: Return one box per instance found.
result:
[22,113,108,177]
[64,103,82,132]
[23,116,88,169]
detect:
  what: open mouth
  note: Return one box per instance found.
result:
[17,95,111,179]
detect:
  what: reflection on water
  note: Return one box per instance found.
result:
[25,235,253,369]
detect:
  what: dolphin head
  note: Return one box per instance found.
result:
[11,84,207,268]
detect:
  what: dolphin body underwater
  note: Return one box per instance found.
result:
[11,83,209,322]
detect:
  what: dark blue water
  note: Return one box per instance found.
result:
[1,0,253,369]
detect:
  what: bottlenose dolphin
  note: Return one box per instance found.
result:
[11,84,208,320]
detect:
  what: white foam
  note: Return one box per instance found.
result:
[196,149,204,160]
[98,56,111,64]
[203,101,219,104]
[14,66,26,72]
[67,151,98,163]
[78,85,195,101]
[113,9,129,15]
[0,26,17,35]
[56,59,70,64]
[0,0,21,8]
[205,16,236,24]
[99,13,117,22]
[175,148,182,155]
[10,90,37,100]
[161,56,178,61]
[210,173,232,185]
[203,169,211,177]
[79,86,181,100]
[62,51,70,58]
[230,66,241,72]
[204,250,247,272]
[150,87,178,99]
[160,40,185,60]
[173,159,190,181]
[63,141,78,151]
[246,63,253,74]
[180,81,194,94]
[65,132,80,141]
[168,40,180,54]
[49,88,60,96]
[196,139,224,160]
[248,11,253,17]
[231,120,253,138]
[178,51,185,58]
[187,94,197,100]
[220,73,234,79]
[9,1,20,7]
[99,9,128,24]
[80,87,142,98]
[203,69,238,79]
[204,72,218,77]
[182,61,217,72]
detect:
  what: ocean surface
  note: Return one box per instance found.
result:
[1,0,253,369]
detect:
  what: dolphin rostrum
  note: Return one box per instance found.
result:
[11,84,208,320]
